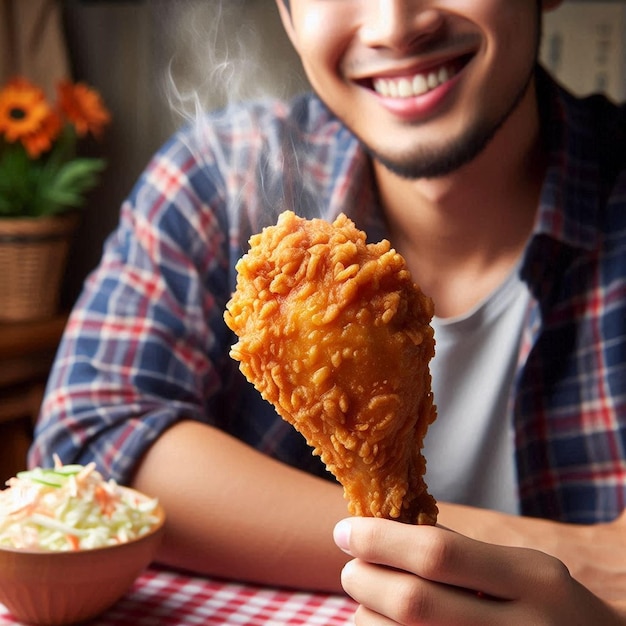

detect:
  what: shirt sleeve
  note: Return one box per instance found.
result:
[29,129,234,484]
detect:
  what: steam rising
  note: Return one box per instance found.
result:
[159,0,308,125]
[151,0,325,221]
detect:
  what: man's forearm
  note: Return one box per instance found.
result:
[131,420,350,592]
[130,422,626,601]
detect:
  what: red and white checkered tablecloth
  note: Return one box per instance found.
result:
[0,567,357,625]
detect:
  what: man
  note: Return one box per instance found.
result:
[31,1,626,623]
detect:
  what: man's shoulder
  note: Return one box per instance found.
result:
[558,85,626,175]
[205,92,347,137]
[536,72,626,252]
[157,92,356,169]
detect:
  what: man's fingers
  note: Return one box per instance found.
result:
[334,518,620,626]
[341,558,511,626]
[352,603,398,626]
[335,517,561,600]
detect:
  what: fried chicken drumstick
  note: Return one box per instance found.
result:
[224,211,438,525]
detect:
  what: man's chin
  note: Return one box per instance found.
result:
[362,143,483,181]
[359,120,503,181]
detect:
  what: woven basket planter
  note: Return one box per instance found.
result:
[0,213,79,322]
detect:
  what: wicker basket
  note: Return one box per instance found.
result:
[0,213,79,322]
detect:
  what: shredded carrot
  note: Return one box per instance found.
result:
[66,534,80,551]
[95,484,115,517]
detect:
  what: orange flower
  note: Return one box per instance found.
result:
[20,110,63,158]
[0,78,61,156]
[0,76,110,217]
[58,80,111,138]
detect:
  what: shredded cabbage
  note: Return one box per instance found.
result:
[0,456,160,551]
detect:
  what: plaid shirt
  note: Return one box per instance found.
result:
[31,69,626,524]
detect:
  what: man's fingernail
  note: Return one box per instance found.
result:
[333,519,352,553]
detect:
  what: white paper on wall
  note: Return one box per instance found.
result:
[540,1,626,102]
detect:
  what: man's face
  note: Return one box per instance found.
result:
[278,1,554,179]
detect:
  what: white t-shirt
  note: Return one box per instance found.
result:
[422,266,530,515]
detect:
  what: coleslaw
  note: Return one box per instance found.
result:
[0,456,160,551]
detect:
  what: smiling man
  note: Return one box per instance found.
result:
[280,1,542,181]
[31,2,626,624]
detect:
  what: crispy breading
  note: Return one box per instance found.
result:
[224,211,438,525]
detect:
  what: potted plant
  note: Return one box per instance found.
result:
[0,77,110,322]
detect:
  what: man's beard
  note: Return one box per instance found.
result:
[366,0,544,182]
[361,63,537,180]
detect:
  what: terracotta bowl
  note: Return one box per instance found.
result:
[0,489,165,626]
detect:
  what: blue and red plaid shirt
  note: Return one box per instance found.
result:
[30,68,626,524]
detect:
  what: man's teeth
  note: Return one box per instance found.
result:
[373,66,452,98]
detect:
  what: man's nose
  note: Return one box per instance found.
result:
[359,1,445,52]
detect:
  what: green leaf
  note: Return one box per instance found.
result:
[36,158,107,216]
[0,140,107,218]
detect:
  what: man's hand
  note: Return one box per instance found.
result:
[334,517,626,626]
[437,502,626,602]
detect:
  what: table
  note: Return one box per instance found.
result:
[0,567,357,625]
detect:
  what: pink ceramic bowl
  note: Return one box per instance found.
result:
[0,489,165,626]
